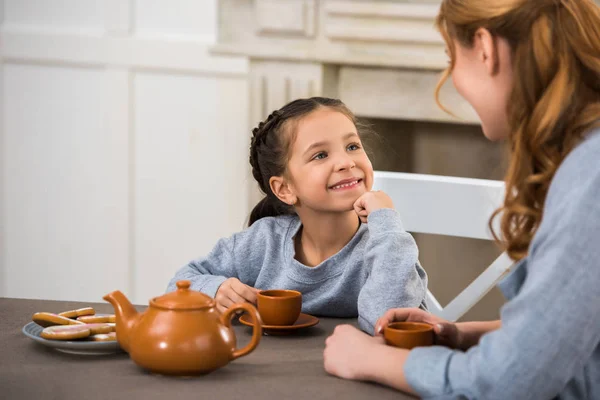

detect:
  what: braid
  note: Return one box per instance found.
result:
[249,110,283,193]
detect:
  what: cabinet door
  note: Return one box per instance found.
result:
[3,64,129,302]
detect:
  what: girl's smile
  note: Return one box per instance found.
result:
[329,178,363,191]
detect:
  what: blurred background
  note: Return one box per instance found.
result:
[1,0,512,321]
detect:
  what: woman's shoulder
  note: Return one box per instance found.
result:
[547,128,600,205]
[563,126,600,163]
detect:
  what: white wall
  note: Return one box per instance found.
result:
[0,0,250,304]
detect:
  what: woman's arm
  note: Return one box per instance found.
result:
[362,343,414,393]
[374,308,501,351]
[402,149,600,399]
[455,320,501,350]
[324,324,417,395]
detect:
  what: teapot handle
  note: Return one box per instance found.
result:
[221,303,263,360]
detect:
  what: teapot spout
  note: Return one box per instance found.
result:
[103,290,139,352]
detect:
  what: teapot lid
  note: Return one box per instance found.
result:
[150,280,216,310]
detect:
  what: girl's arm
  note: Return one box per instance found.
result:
[167,218,278,298]
[356,208,428,333]
[166,236,239,297]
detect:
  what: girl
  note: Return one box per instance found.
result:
[167,97,428,333]
[324,0,600,398]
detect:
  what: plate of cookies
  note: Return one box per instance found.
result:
[22,307,124,355]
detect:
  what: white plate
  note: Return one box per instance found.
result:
[22,321,124,355]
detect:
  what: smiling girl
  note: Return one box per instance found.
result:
[167,97,428,332]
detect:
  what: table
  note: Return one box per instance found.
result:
[0,298,414,399]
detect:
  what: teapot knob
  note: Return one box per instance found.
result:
[176,280,191,290]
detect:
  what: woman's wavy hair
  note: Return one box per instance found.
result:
[435,0,600,261]
[248,97,371,226]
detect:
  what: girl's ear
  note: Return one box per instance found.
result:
[269,176,297,206]
[474,27,500,76]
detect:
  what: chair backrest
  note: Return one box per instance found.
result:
[373,171,514,322]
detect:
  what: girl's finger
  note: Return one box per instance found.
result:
[226,290,247,306]
[216,304,227,314]
[231,281,258,304]
[353,196,366,213]
[218,295,235,309]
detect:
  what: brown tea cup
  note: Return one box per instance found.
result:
[257,289,302,326]
[383,322,434,350]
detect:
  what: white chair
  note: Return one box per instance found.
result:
[373,171,515,322]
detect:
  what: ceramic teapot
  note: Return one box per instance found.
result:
[103,280,262,375]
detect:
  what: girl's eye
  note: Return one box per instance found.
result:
[347,143,361,151]
[312,152,327,160]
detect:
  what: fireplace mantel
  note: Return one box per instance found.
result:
[213,0,479,126]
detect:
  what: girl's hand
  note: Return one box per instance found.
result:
[215,278,259,313]
[353,191,394,223]
[374,308,463,350]
[324,324,385,380]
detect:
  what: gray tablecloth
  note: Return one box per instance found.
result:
[0,298,414,400]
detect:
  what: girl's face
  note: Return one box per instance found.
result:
[450,29,514,141]
[282,108,374,214]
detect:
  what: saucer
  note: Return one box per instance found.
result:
[239,312,319,335]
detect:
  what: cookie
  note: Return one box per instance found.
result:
[77,315,113,324]
[32,312,85,328]
[40,324,91,340]
[87,332,117,342]
[83,323,115,335]
[58,307,95,319]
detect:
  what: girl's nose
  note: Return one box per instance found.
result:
[334,153,356,171]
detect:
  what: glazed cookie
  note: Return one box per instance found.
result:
[77,315,113,324]
[87,332,117,342]
[40,324,91,340]
[32,312,85,328]
[58,307,95,319]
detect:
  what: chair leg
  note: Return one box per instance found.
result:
[439,252,514,322]
[426,290,444,316]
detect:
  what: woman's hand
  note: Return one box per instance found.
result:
[324,324,417,394]
[353,191,395,223]
[215,278,259,313]
[375,308,463,350]
[324,324,385,380]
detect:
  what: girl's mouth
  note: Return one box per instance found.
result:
[329,179,362,190]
